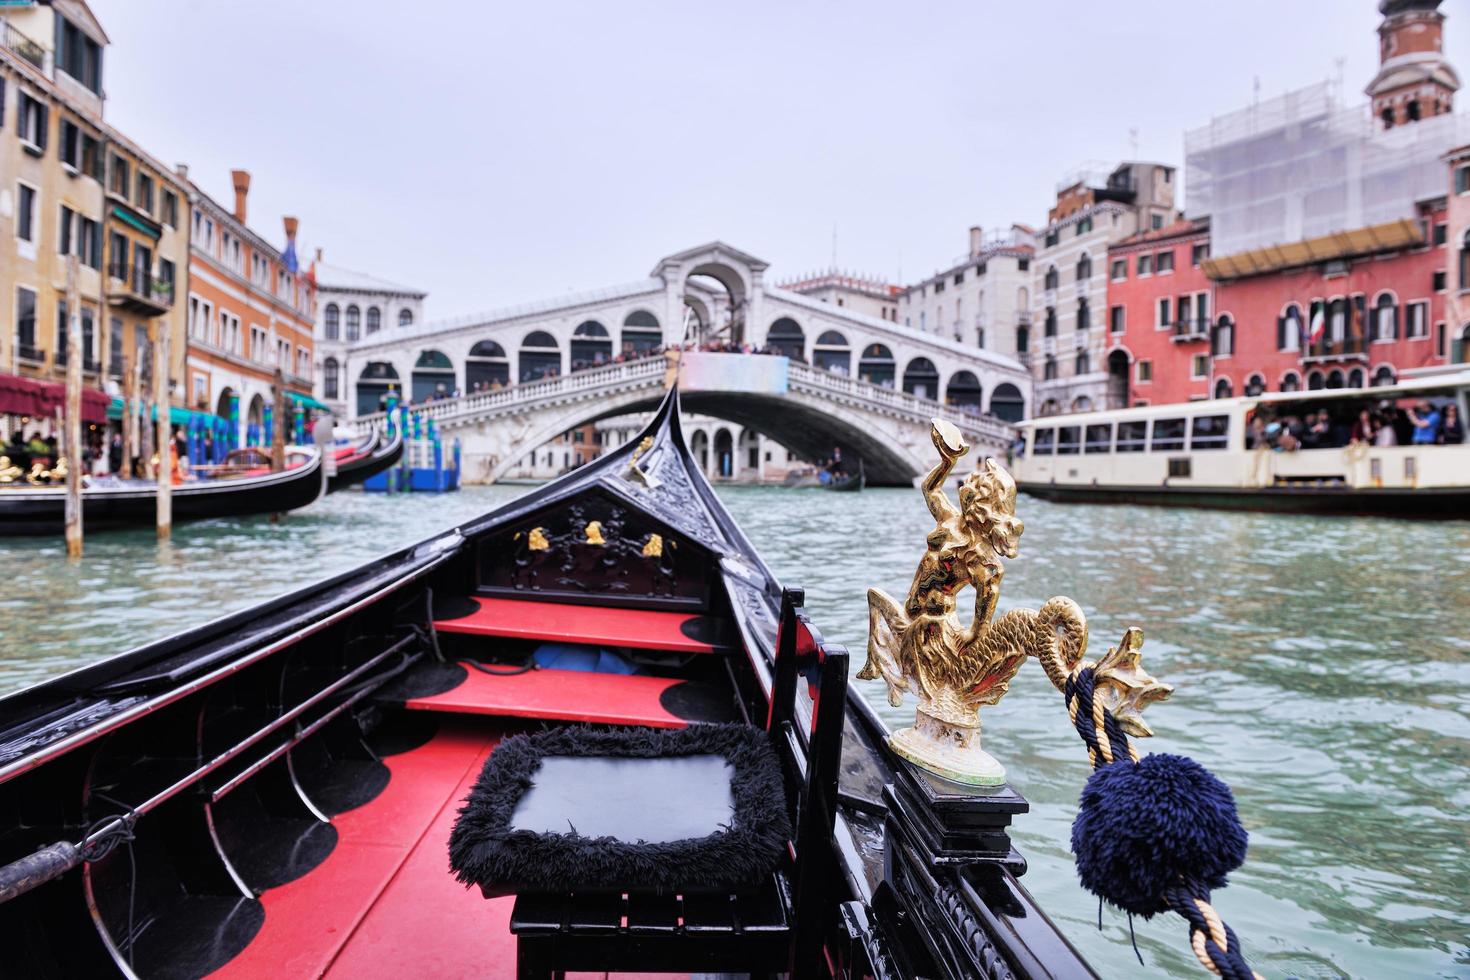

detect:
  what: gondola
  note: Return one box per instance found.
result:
[0,390,1099,979]
[0,448,326,536]
[327,427,403,494]
[825,459,865,492]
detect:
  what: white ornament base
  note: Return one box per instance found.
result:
[887,711,1006,787]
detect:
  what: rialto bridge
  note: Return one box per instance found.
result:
[330,243,1031,485]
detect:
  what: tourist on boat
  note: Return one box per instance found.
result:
[1440,403,1464,444]
[5,431,29,470]
[1374,407,1399,447]
[1350,408,1375,445]
[1408,402,1441,445]
[1302,410,1332,449]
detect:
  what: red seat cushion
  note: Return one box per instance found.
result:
[434,597,732,655]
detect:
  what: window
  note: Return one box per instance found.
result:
[953,271,964,286]
[110,154,130,198]
[108,230,127,277]
[323,357,340,399]
[60,118,80,169]
[55,15,103,94]
[1281,371,1301,392]
[1150,418,1186,451]
[366,307,381,334]
[81,133,102,180]
[1044,307,1056,337]
[159,259,175,294]
[1044,266,1059,290]
[1191,354,1209,379]
[324,303,340,340]
[1084,423,1112,453]
[1017,258,1029,272]
[1167,457,1192,478]
[1156,251,1174,274]
[1116,420,1147,452]
[1156,297,1171,329]
[1151,214,1164,230]
[1177,294,1192,327]
[79,214,101,268]
[1191,415,1230,449]
[1435,269,1448,292]
[1278,305,1302,352]
[16,183,37,242]
[1111,258,1127,281]
[1076,254,1092,280]
[397,308,412,327]
[15,286,38,355]
[1137,254,1152,276]
[17,91,47,150]
[1212,316,1235,357]
[1077,297,1090,331]
[56,300,68,363]
[1110,305,1125,334]
[162,191,178,227]
[1043,356,1058,380]
[1244,374,1266,396]
[136,173,154,214]
[1406,300,1428,338]
[1076,216,1093,235]
[1033,429,1055,455]
[1191,242,1209,266]
[345,305,361,341]
[1457,165,1470,195]
[1136,359,1153,383]
[1371,294,1398,341]
[1434,223,1447,246]
[250,325,268,362]
[1057,426,1081,455]
[58,204,74,254]
[1074,350,1090,374]
[80,307,95,366]
[108,317,124,378]
[1044,229,1059,248]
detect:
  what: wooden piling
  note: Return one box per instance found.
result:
[63,257,83,558]
[271,368,287,472]
[154,321,171,539]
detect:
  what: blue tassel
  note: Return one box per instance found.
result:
[1071,753,1247,918]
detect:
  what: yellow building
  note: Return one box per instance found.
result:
[1,0,188,435]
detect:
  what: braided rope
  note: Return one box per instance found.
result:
[1065,664,1259,980]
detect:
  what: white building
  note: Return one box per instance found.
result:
[898,225,1036,368]
[778,270,901,323]
[310,253,428,416]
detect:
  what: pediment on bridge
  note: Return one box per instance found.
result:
[651,242,770,280]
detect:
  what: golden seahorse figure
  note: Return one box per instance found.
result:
[858,419,1090,784]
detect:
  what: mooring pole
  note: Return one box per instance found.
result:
[63,256,83,558]
[271,368,287,473]
[154,321,171,539]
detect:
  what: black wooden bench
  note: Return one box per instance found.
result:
[506,588,849,978]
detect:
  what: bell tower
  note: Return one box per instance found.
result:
[1366,0,1460,129]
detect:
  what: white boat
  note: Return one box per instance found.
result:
[1011,370,1470,517]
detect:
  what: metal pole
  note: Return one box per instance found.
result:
[154,320,171,538]
[64,256,83,558]
[271,368,287,472]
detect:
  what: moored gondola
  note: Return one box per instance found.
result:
[0,448,326,535]
[825,459,865,492]
[327,427,403,493]
[0,389,1150,978]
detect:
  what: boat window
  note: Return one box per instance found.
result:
[1190,415,1230,450]
[1033,428,1055,455]
[1057,426,1081,455]
[1150,418,1186,451]
[1116,420,1147,452]
[1084,423,1113,453]
[1168,458,1192,478]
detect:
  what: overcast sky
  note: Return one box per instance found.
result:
[91,0,1470,319]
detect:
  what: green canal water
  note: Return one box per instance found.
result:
[1,483,1467,979]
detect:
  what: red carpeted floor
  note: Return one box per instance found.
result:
[434,596,730,655]
[403,668,689,728]
[211,717,683,979]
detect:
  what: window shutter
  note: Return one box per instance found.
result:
[1277,316,1286,351]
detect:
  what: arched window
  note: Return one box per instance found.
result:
[1372,293,1397,342]
[901,357,940,400]
[1458,324,1470,364]
[990,382,1025,422]
[345,304,361,342]
[1244,373,1266,396]
[570,320,612,371]
[323,357,339,399]
[323,303,340,340]
[519,330,561,382]
[1214,377,1233,399]
[621,310,661,354]
[813,330,850,374]
[1044,266,1059,290]
[1278,304,1302,352]
[1325,369,1345,389]
[1460,230,1470,289]
[1280,371,1301,393]
[1016,286,1029,309]
[1077,297,1090,331]
[412,349,455,402]
[1212,315,1235,357]
[356,361,400,416]
[1372,365,1396,387]
[946,370,982,410]
[366,306,381,334]
[467,340,509,391]
[1043,356,1058,381]
[766,318,805,360]
[1347,367,1365,388]
[1016,324,1029,354]
[1074,349,1090,375]
[858,343,895,387]
[1307,369,1325,391]
[1044,307,1057,337]
[1076,254,1092,281]
[399,308,413,327]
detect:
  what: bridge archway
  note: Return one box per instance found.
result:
[713,427,734,479]
[412,350,455,402]
[946,370,982,410]
[571,321,612,371]
[356,362,401,415]
[519,330,561,382]
[766,318,805,361]
[621,311,661,355]
[812,330,850,375]
[467,341,509,392]
[989,382,1025,422]
[690,429,709,473]
[902,357,939,400]
[858,344,895,387]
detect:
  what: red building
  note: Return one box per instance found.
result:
[1103,219,1214,406]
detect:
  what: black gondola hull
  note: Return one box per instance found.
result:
[327,428,402,493]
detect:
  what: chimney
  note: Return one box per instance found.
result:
[283,216,298,239]
[231,169,251,223]
[175,163,189,181]
[969,225,983,258]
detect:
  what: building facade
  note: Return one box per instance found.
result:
[1446,144,1470,363]
[898,225,1035,370]
[1367,0,1459,129]
[1031,162,1178,414]
[310,256,428,417]
[778,270,899,324]
[2,0,189,436]
[184,168,316,443]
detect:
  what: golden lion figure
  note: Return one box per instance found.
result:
[859,419,1090,785]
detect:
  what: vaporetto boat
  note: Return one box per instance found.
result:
[1012,369,1470,517]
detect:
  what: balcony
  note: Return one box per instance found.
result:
[108,263,174,316]
[1171,318,1211,342]
[58,350,103,374]
[17,343,44,364]
[1303,337,1367,363]
[1,19,49,73]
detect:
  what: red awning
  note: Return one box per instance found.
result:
[0,373,111,425]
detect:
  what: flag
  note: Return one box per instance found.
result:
[1307,302,1325,345]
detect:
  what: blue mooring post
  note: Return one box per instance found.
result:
[262,405,273,449]
[293,404,305,445]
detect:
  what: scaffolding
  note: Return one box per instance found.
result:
[1186,80,1470,258]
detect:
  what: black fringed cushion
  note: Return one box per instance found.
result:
[449,723,791,894]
